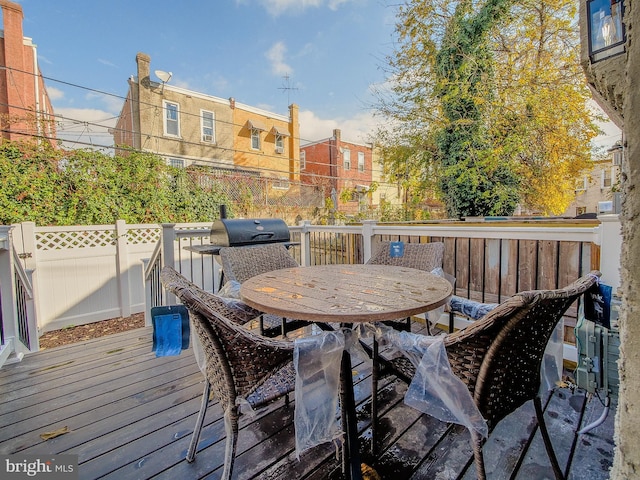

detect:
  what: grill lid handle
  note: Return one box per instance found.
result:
[251,232,275,239]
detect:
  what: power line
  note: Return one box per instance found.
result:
[0,67,397,180]
[0,96,389,179]
[7,66,376,143]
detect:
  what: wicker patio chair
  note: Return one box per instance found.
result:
[371,270,601,480]
[219,244,310,337]
[366,241,446,332]
[160,266,296,480]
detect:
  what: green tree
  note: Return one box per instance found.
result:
[0,142,230,226]
[489,0,598,214]
[375,0,599,217]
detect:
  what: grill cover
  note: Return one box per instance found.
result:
[210,218,290,247]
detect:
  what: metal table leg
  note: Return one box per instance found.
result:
[340,348,363,480]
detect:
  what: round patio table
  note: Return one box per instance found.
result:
[240,264,452,480]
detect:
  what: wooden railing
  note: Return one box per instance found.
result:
[0,216,621,364]
[282,218,614,359]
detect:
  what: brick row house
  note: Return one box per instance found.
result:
[113,52,301,196]
[0,0,55,144]
[300,129,376,217]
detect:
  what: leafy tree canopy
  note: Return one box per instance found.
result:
[374,0,599,217]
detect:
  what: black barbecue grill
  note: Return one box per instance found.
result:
[184,218,295,256]
[210,218,291,247]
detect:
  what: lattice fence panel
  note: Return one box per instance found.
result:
[127,227,161,245]
[36,229,116,250]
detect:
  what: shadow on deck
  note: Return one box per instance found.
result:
[0,327,615,479]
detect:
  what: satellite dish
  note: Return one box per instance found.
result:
[154,70,172,83]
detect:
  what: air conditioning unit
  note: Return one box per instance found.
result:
[202,134,213,142]
[275,146,284,154]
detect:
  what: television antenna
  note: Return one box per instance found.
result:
[278,74,298,105]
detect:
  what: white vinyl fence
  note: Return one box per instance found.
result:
[8,221,217,335]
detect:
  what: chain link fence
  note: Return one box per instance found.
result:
[192,167,328,223]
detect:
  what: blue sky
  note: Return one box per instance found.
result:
[11,0,398,148]
[8,0,620,150]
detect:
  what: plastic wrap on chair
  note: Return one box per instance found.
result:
[190,319,207,375]
[377,326,488,439]
[294,330,345,458]
[427,268,455,325]
[217,281,263,322]
[449,296,498,320]
[219,280,242,298]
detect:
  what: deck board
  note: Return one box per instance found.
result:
[0,326,616,480]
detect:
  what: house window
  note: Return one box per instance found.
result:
[251,128,261,150]
[358,152,365,172]
[575,175,588,192]
[168,157,184,168]
[300,150,306,170]
[201,110,215,143]
[602,168,612,188]
[343,149,351,170]
[275,134,284,153]
[587,0,626,61]
[163,101,180,137]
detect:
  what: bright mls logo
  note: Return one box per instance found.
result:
[1,455,78,479]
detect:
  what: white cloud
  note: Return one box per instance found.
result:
[54,107,117,150]
[82,91,123,115]
[46,86,64,101]
[239,0,354,16]
[299,108,380,145]
[98,58,117,68]
[327,0,351,10]
[266,41,292,76]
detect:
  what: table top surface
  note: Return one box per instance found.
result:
[239,264,453,323]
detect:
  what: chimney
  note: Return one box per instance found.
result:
[136,52,151,88]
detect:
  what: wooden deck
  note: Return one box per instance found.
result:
[0,326,615,480]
